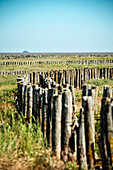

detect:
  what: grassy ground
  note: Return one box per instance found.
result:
[0,62,113,72]
[0,55,113,72]
[0,78,79,169]
[0,55,113,62]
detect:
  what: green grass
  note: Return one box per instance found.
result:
[0,75,17,86]
[0,63,113,73]
[0,87,51,169]
[0,55,113,62]
[88,78,113,87]
[0,81,80,169]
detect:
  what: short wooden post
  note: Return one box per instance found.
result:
[103,85,112,98]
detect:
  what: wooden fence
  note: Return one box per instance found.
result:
[17,70,113,168]
[0,59,113,66]
[16,67,113,88]
[0,70,27,76]
[0,67,113,80]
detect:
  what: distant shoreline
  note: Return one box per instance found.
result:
[0,52,113,56]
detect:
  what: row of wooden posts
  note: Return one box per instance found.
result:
[0,54,112,59]
[16,67,113,89]
[0,59,113,66]
[17,70,113,169]
[0,70,27,76]
[0,67,113,81]
[78,85,113,169]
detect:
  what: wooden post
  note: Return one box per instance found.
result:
[21,82,25,114]
[107,68,110,79]
[33,85,38,121]
[77,107,87,168]
[27,86,33,123]
[76,69,79,89]
[62,91,72,161]
[42,88,48,142]
[52,94,62,159]
[30,73,33,84]
[82,96,95,169]
[47,89,54,147]
[82,84,91,97]
[89,68,91,80]
[62,70,65,85]
[100,85,113,168]
[39,88,44,130]
[17,76,24,113]
[69,85,76,114]
[36,72,40,85]
[103,85,112,98]
[33,72,36,84]
[24,84,28,118]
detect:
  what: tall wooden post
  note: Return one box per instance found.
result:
[27,86,33,123]
[82,96,95,169]
[62,91,72,161]
[52,94,62,159]
[78,107,87,168]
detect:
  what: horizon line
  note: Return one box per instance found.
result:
[0,51,113,54]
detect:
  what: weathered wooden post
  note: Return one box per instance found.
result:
[100,68,103,79]
[97,67,99,79]
[52,94,62,159]
[30,72,33,84]
[103,85,112,98]
[20,82,25,114]
[75,69,79,89]
[27,73,30,84]
[91,68,94,79]
[17,76,24,113]
[81,69,84,87]
[27,85,33,123]
[69,85,76,114]
[77,107,87,168]
[58,71,63,85]
[100,85,113,168]
[32,84,38,121]
[39,88,44,130]
[24,84,28,118]
[74,70,76,88]
[70,70,74,86]
[42,88,48,142]
[107,68,110,79]
[33,72,36,84]
[89,68,91,80]
[47,89,54,147]
[82,84,91,97]
[66,70,70,85]
[36,72,40,85]
[62,70,66,85]
[82,96,95,169]
[62,90,72,161]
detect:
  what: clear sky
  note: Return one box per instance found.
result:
[0,0,113,52]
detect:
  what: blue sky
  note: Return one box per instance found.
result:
[0,0,113,52]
